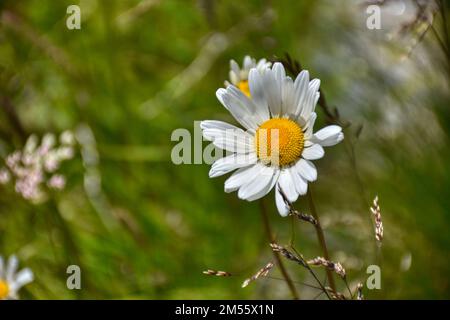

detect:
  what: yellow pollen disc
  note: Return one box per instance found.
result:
[0,280,9,299]
[255,118,304,167]
[238,80,251,97]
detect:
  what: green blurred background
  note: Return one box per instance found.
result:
[0,0,449,299]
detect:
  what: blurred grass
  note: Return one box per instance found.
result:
[0,0,449,299]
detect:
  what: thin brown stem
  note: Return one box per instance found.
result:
[343,277,353,299]
[0,95,27,142]
[259,199,299,300]
[289,245,331,300]
[306,189,336,293]
[267,276,323,291]
[439,0,450,53]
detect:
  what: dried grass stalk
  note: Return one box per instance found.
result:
[270,243,307,267]
[241,262,274,288]
[370,195,383,242]
[278,187,317,225]
[307,257,346,278]
[202,269,232,277]
[326,287,346,300]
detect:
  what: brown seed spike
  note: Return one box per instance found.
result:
[370,195,383,243]
[241,262,274,288]
[202,269,232,277]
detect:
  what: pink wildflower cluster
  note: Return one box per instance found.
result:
[0,131,75,202]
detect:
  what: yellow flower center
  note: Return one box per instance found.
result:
[0,280,9,299]
[238,80,251,97]
[255,118,304,167]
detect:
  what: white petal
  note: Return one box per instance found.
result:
[10,268,33,291]
[303,112,317,139]
[216,87,226,105]
[216,86,262,130]
[289,165,308,195]
[275,185,290,217]
[224,164,261,192]
[282,76,296,116]
[278,169,299,203]
[203,129,252,148]
[230,60,240,77]
[256,58,272,71]
[201,123,254,154]
[273,62,286,84]
[272,63,286,114]
[0,256,4,279]
[293,70,310,117]
[262,67,282,118]
[238,166,278,201]
[314,125,341,140]
[312,125,344,147]
[6,255,19,282]
[314,92,320,111]
[248,68,270,121]
[295,158,317,182]
[200,120,239,133]
[229,71,239,85]
[335,133,344,145]
[302,144,324,160]
[243,55,253,71]
[300,79,320,120]
[6,255,18,283]
[209,153,257,178]
[211,137,253,154]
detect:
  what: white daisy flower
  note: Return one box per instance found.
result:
[0,255,34,300]
[201,62,344,216]
[225,55,272,97]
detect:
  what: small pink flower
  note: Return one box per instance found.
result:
[0,168,10,184]
[1,131,75,202]
[48,174,66,190]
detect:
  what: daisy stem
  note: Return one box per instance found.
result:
[306,188,337,293]
[259,199,299,300]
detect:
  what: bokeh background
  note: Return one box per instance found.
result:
[0,0,449,299]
